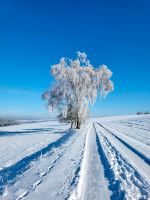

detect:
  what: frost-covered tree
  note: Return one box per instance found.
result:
[42,52,114,129]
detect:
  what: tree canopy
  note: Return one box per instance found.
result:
[42,52,114,128]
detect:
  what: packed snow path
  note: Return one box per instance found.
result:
[69,123,110,200]
[0,115,150,200]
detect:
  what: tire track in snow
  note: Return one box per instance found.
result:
[120,121,150,132]
[94,124,125,200]
[97,122,150,166]
[50,123,90,200]
[62,124,93,200]
[95,123,150,200]
[0,129,76,195]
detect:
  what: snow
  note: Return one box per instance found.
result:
[0,120,69,169]
[94,123,150,199]
[0,115,150,200]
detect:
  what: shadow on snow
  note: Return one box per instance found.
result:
[0,128,75,195]
[0,128,64,137]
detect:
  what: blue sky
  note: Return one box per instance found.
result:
[0,0,150,118]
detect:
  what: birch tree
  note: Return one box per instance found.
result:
[42,52,114,129]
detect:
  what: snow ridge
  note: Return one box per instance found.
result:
[69,123,92,200]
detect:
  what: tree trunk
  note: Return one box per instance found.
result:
[71,122,73,128]
[76,115,80,129]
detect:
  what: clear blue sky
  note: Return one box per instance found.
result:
[0,0,150,118]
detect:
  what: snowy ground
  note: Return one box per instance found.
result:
[0,115,150,200]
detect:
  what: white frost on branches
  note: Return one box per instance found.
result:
[42,52,114,128]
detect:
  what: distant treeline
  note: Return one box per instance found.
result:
[0,119,18,127]
[136,111,150,115]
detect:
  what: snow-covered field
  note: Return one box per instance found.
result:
[0,115,150,200]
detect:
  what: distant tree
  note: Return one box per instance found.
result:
[0,119,17,127]
[136,111,143,115]
[144,111,149,114]
[42,52,114,129]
